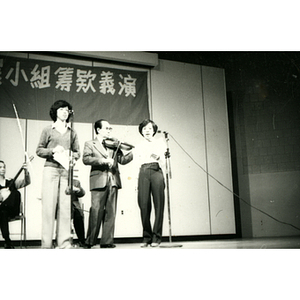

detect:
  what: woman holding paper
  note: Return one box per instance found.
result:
[36,100,80,249]
[135,119,166,247]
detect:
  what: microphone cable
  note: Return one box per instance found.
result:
[168,132,300,232]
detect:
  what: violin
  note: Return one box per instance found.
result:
[103,137,135,151]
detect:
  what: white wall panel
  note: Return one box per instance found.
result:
[0,117,26,175]
[150,60,210,236]
[201,66,236,234]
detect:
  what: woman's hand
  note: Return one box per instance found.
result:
[150,153,160,160]
[53,145,65,154]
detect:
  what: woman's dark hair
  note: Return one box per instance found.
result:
[94,119,106,134]
[0,160,5,167]
[49,100,73,122]
[138,119,158,136]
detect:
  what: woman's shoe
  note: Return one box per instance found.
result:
[100,244,116,248]
[140,243,149,248]
[150,242,160,247]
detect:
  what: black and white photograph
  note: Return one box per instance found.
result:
[1,1,299,299]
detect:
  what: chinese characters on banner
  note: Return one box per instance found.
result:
[0,55,150,125]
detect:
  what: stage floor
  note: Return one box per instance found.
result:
[6,235,300,249]
[85,236,300,249]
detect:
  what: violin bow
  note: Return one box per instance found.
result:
[11,102,40,202]
[112,140,122,160]
[12,103,37,172]
[7,155,34,189]
[12,103,30,162]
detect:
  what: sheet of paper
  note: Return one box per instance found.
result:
[53,151,70,170]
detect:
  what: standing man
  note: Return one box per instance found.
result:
[83,119,133,248]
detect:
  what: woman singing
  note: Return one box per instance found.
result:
[36,100,80,249]
[135,119,166,247]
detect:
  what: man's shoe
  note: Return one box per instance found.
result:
[100,244,116,248]
[140,243,150,248]
[78,241,87,248]
[150,242,160,247]
[4,244,14,249]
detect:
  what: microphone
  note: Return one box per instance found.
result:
[157,130,168,134]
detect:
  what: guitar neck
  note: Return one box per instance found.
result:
[7,167,23,189]
[7,156,33,189]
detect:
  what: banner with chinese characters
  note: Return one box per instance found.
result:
[0,55,150,125]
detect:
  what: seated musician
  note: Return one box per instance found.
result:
[56,179,86,248]
[0,160,31,249]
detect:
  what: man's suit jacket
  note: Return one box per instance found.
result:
[82,138,133,190]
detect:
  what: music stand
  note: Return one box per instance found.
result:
[159,132,182,248]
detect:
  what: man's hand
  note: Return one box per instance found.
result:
[65,185,80,195]
[73,186,80,193]
[105,158,114,168]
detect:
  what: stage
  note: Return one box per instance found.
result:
[4,235,300,249]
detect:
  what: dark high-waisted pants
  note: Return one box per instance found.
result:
[138,163,165,244]
[86,178,118,247]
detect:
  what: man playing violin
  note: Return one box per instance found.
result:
[83,119,133,248]
[0,160,31,249]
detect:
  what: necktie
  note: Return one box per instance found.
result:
[102,139,107,150]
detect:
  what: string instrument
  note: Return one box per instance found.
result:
[103,137,134,159]
[0,156,34,212]
[65,165,81,195]
[66,112,75,196]
[64,113,83,196]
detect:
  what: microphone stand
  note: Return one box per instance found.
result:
[67,112,74,195]
[160,131,182,248]
[67,112,74,244]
